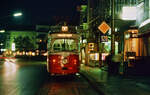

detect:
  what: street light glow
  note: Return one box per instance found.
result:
[0,30,5,33]
[13,12,22,17]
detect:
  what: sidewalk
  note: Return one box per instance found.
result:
[80,64,150,95]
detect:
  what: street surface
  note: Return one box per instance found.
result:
[80,65,150,95]
[0,58,47,95]
[0,58,99,95]
[1,58,150,95]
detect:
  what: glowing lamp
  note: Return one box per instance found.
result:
[122,6,137,20]
[13,12,22,17]
[62,26,68,32]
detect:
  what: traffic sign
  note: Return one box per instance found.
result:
[98,21,110,34]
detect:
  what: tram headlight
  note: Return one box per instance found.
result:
[73,59,77,65]
[52,59,56,63]
[49,55,60,64]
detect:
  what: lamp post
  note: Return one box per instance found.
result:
[111,0,115,55]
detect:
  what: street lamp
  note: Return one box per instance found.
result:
[13,12,22,17]
[0,30,5,33]
[0,12,22,20]
[111,0,115,55]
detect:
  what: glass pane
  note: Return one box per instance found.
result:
[52,39,78,52]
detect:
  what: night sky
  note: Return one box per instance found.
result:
[0,0,82,28]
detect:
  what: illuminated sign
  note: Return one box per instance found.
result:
[101,53,109,61]
[57,34,72,37]
[101,36,108,42]
[62,26,68,32]
[12,43,15,51]
[88,43,94,51]
[122,6,137,20]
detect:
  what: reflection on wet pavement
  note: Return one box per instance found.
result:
[0,59,47,95]
[0,59,19,95]
[38,75,99,95]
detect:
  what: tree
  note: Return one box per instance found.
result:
[14,36,36,51]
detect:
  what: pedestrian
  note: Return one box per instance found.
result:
[105,54,113,74]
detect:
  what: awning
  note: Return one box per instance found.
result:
[139,19,150,37]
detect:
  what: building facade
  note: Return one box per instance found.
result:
[85,0,149,54]
[78,0,150,65]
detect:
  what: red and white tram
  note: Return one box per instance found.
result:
[47,26,80,75]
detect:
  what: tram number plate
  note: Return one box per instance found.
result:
[62,67,68,70]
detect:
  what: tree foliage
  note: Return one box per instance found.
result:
[14,36,36,51]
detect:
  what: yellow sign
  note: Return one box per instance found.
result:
[88,43,94,51]
[98,21,110,34]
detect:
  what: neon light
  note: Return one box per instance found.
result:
[122,6,137,20]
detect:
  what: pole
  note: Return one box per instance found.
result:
[111,0,115,55]
[87,0,91,40]
[87,0,90,25]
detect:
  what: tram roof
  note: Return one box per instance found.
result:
[49,31,78,34]
[48,26,81,34]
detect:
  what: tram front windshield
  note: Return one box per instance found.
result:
[52,39,78,52]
